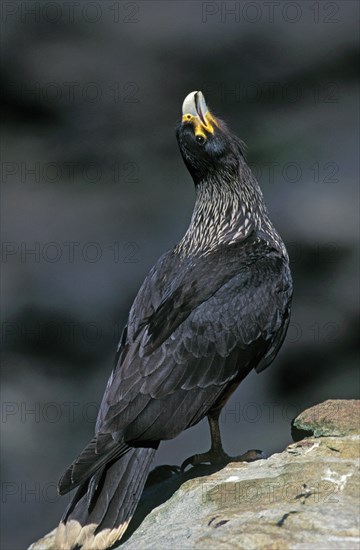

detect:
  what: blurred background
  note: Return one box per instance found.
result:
[1,1,359,548]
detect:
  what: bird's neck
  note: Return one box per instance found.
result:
[175,163,286,257]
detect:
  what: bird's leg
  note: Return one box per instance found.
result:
[181,409,266,472]
[181,410,227,472]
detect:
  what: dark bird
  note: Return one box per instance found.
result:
[55,91,293,549]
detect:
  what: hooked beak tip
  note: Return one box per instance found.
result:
[182,91,208,119]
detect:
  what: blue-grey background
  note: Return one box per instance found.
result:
[1,1,359,548]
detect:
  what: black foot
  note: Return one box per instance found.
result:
[181,448,266,472]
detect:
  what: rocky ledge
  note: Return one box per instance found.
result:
[30,400,359,550]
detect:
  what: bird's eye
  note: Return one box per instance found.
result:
[196,135,205,145]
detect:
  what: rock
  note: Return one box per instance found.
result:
[29,400,359,550]
[291,399,360,440]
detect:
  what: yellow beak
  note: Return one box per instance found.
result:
[182,91,218,139]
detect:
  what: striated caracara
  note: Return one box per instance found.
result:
[55,91,293,549]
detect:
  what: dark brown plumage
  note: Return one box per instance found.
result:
[55,91,292,549]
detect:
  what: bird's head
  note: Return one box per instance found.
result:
[176,91,245,183]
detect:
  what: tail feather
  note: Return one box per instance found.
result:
[55,446,157,550]
[58,435,128,496]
